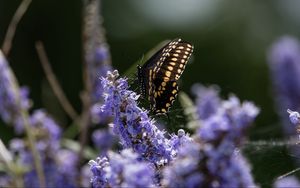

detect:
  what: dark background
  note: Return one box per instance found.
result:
[1,0,300,186]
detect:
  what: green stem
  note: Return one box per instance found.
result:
[20,110,46,187]
[2,50,46,187]
[0,139,24,187]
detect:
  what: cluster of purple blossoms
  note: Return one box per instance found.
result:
[268,36,300,166]
[92,128,118,156]
[192,84,220,120]
[83,0,112,103]
[0,1,115,187]
[162,85,259,187]
[0,51,30,129]
[0,51,81,187]
[267,36,300,136]
[83,0,113,125]
[99,70,173,165]
[89,149,156,187]
[6,110,79,187]
[89,71,259,187]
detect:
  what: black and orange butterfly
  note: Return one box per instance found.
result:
[137,38,194,114]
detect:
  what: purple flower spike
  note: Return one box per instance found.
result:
[83,0,112,105]
[99,70,172,165]
[6,110,81,188]
[0,51,30,127]
[162,84,259,187]
[198,94,259,143]
[268,36,300,136]
[268,36,300,164]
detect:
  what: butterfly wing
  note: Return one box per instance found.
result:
[137,40,172,99]
[138,38,193,114]
[153,39,193,82]
[151,39,193,114]
[151,80,178,114]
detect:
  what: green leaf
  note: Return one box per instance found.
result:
[178,91,200,130]
[123,39,171,78]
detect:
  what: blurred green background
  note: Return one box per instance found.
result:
[1,0,300,186]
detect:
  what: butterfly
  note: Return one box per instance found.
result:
[137,38,193,114]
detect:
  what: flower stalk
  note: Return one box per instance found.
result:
[0,51,46,187]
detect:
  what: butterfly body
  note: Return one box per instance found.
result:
[137,38,193,114]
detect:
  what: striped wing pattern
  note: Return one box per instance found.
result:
[138,38,193,114]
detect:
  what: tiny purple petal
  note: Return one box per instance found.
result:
[287,109,300,125]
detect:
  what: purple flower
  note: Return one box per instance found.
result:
[7,111,80,188]
[83,0,113,126]
[287,109,300,140]
[12,147,79,188]
[274,176,300,188]
[197,90,258,187]
[268,36,300,164]
[99,70,172,165]
[162,85,259,187]
[92,128,117,156]
[89,157,109,188]
[55,149,79,187]
[267,36,300,136]
[88,48,112,124]
[0,51,30,128]
[192,84,220,120]
[83,0,112,103]
[197,95,259,143]
[287,109,300,125]
[90,101,111,124]
[89,149,156,188]
[162,142,204,187]
[28,110,61,153]
[163,142,257,187]
[91,63,112,103]
[169,129,193,153]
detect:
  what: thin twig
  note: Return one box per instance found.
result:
[35,41,78,120]
[78,90,91,163]
[2,0,32,56]
[243,137,299,148]
[277,167,300,180]
[78,0,95,163]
